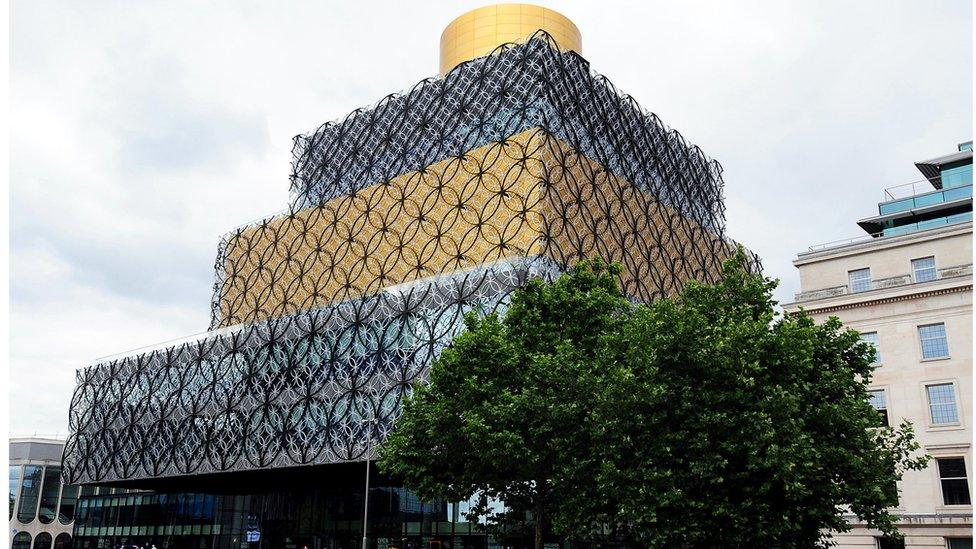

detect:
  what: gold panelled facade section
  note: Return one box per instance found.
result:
[539,136,736,301]
[217,128,733,327]
[439,4,581,75]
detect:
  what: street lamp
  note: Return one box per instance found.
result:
[361,417,379,549]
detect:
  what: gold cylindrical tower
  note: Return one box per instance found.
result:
[439,4,582,75]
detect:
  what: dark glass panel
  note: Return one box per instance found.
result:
[938,458,971,505]
[17,465,42,523]
[38,465,62,524]
[939,457,968,478]
[11,532,31,549]
[34,532,53,549]
[942,479,972,505]
[53,533,72,549]
[876,538,905,549]
[59,484,79,524]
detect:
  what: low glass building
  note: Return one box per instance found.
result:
[61,5,755,549]
[9,438,76,549]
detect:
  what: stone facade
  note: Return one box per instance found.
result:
[785,222,973,548]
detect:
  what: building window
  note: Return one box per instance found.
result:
[16,464,42,523]
[876,537,905,549]
[34,532,53,549]
[912,256,938,282]
[947,538,973,549]
[11,532,31,549]
[860,332,881,364]
[868,389,889,427]
[58,484,78,524]
[927,383,960,424]
[938,458,971,505]
[849,268,872,293]
[919,323,950,359]
[53,533,72,549]
[38,465,62,524]
[941,163,973,189]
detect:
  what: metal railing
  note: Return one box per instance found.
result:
[883,178,942,201]
[879,184,972,216]
[807,233,879,252]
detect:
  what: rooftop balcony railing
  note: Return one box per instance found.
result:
[879,183,972,216]
[883,178,942,201]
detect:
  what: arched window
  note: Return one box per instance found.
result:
[53,534,71,549]
[10,532,31,549]
[38,466,62,524]
[16,465,42,523]
[33,532,52,549]
[58,484,79,524]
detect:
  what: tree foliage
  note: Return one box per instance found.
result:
[379,259,630,548]
[379,251,929,548]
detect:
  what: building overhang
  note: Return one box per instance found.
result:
[856,196,973,233]
[915,149,973,188]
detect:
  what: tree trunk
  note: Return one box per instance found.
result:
[534,502,544,549]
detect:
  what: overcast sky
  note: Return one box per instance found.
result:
[10,0,972,435]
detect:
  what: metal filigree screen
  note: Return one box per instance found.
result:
[63,33,757,485]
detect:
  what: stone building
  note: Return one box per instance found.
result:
[785,142,973,549]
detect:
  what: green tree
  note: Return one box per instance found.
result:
[380,251,929,548]
[378,259,630,549]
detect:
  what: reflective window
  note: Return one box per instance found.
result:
[11,532,31,549]
[849,268,871,293]
[17,465,42,523]
[53,534,72,549]
[58,484,78,524]
[882,211,973,236]
[868,390,889,427]
[38,465,62,524]
[860,332,881,365]
[948,538,973,549]
[34,532,52,549]
[919,323,949,359]
[938,458,971,505]
[927,384,959,424]
[9,465,20,520]
[941,163,973,189]
[912,256,937,282]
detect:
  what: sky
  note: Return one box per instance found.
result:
[10,0,972,435]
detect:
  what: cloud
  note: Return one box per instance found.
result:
[9,0,972,434]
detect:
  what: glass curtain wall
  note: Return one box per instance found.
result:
[17,464,43,523]
[39,465,63,524]
[59,484,80,524]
